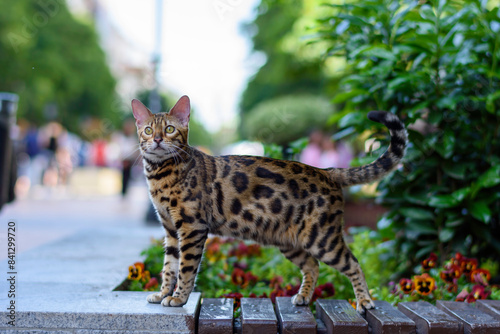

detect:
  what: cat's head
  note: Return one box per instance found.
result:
[131,95,191,163]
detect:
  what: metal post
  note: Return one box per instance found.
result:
[0,93,19,210]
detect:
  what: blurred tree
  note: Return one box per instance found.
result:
[0,0,119,134]
[240,0,330,126]
[242,94,333,145]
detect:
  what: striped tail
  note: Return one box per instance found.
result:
[328,111,407,187]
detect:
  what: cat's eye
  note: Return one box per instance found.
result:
[144,127,153,135]
[166,125,175,134]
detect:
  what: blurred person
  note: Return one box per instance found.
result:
[300,130,323,167]
[114,119,140,198]
[319,135,340,168]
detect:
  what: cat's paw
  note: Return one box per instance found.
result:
[291,294,311,306]
[161,296,187,307]
[147,292,166,304]
[356,298,375,314]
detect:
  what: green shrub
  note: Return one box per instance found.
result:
[242,94,334,145]
[317,0,500,272]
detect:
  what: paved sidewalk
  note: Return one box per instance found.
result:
[0,185,160,260]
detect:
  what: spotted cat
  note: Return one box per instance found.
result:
[131,96,407,313]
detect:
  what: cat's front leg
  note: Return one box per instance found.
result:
[161,219,208,307]
[147,222,180,304]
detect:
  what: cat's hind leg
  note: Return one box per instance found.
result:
[279,247,319,306]
[147,223,179,304]
[313,238,374,313]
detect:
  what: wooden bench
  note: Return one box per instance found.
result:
[197,298,500,334]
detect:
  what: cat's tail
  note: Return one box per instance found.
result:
[328,111,407,187]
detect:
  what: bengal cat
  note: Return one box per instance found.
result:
[131,96,407,313]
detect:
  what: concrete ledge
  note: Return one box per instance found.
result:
[1,292,201,333]
[0,227,201,333]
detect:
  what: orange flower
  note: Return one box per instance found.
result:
[422,253,438,271]
[128,263,144,280]
[141,270,151,284]
[399,278,414,294]
[414,273,435,296]
[461,257,478,278]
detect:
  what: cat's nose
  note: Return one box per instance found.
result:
[154,136,163,143]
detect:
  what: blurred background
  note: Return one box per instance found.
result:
[0,0,373,257]
[1,0,499,275]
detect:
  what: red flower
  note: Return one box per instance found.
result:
[312,282,335,301]
[247,244,261,257]
[440,265,461,283]
[451,252,465,267]
[446,283,458,294]
[269,276,283,289]
[223,292,243,309]
[422,253,438,271]
[284,284,300,297]
[269,287,285,303]
[456,288,469,302]
[245,271,259,286]
[470,285,491,302]
[470,269,491,286]
[145,277,159,290]
[399,278,414,294]
[231,268,247,287]
[461,257,478,279]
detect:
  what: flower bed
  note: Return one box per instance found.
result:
[118,230,499,312]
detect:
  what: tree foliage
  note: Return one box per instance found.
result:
[240,0,329,118]
[0,0,119,134]
[317,0,500,271]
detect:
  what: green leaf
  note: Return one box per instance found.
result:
[339,111,366,128]
[451,187,470,202]
[400,207,435,220]
[404,192,429,206]
[439,228,455,242]
[333,89,368,103]
[477,165,500,188]
[428,195,459,208]
[442,163,466,180]
[406,220,437,235]
[469,202,492,223]
[360,46,397,62]
[416,245,436,259]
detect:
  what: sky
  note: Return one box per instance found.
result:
[98,0,262,132]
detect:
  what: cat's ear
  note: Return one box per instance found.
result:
[131,99,153,127]
[169,95,190,127]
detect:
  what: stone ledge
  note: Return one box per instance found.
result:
[1,292,201,333]
[0,227,201,332]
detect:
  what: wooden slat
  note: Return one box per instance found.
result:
[437,300,500,334]
[316,299,368,334]
[275,297,317,334]
[364,300,416,334]
[240,298,277,334]
[198,298,234,334]
[477,300,500,320]
[398,301,462,334]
